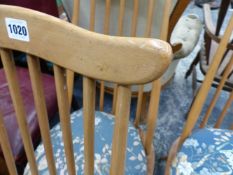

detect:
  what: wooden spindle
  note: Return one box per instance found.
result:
[0,49,39,175]
[83,77,96,175]
[27,55,56,175]
[131,0,139,37]
[110,85,131,175]
[54,65,76,175]
[90,0,96,31]
[145,81,161,154]
[117,0,126,36]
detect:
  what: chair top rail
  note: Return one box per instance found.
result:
[0,5,171,85]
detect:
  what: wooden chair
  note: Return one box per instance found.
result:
[0,5,171,175]
[186,1,233,92]
[61,0,202,121]
[166,11,233,175]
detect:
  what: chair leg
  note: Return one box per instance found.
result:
[185,51,200,79]
[192,66,198,96]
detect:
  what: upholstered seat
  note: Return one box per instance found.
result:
[170,128,233,175]
[24,110,147,175]
[0,67,57,171]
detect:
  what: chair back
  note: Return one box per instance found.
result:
[0,5,171,175]
[179,10,233,147]
[201,2,233,91]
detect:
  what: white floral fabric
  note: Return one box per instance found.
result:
[171,128,233,175]
[24,110,147,175]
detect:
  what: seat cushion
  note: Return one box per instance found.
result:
[0,67,57,169]
[171,128,233,175]
[24,110,147,174]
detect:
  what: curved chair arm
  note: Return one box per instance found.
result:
[203,4,233,50]
[170,14,202,59]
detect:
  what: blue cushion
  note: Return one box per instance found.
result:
[24,110,147,174]
[171,128,233,175]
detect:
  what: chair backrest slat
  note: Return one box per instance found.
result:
[83,76,96,175]
[27,54,56,175]
[72,0,80,25]
[145,0,156,38]
[200,55,233,128]
[0,48,39,175]
[144,80,161,154]
[103,0,111,34]
[130,0,139,37]
[90,0,96,31]
[159,0,172,40]
[110,85,131,175]
[179,13,233,146]
[53,65,76,175]
[117,0,126,36]
[0,112,18,175]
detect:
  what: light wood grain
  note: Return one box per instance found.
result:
[131,0,139,37]
[145,0,155,38]
[0,111,18,175]
[0,5,172,84]
[135,86,144,127]
[145,80,161,154]
[90,0,96,31]
[103,0,111,34]
[54,65,76,175]
[83,77,96,175]
[99,81,105,111]
[160,0,172,41]
[118,0,126,36]
[110,85,131,175]
[72,0,80,25]
[112,84,118,114]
